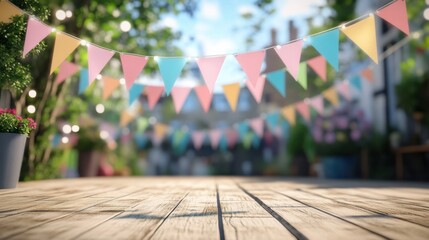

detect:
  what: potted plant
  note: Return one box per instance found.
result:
[0,108,37,188]
[286,122,315,176]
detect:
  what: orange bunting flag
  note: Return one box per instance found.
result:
[223,82,241,112]
[322,87,339,106]
[341,14,378,63]
[50,32,80,74]
[120,111,134,127]
[361,68,374,82]
[154,123,169,141]
[102,77,121,100]
[0,0,22,23]
[281,105,296,125]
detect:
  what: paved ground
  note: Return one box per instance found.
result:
[0,177,428,239]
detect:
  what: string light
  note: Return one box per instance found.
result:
[80,40,88,46]
[96,74,102,80]
[95,104,105,114]
[62,124,72,134]
[61,136,69,144]
[71,125,80,132]
[28,90,37,98]
[27,105,36,114]
[119,78,126,85]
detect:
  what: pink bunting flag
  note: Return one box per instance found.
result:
[196,56,226,93]
[194,85,213,112]
[249,118,264,137]
[171,87,192,113]
[307,56,327,81]
[310,96,324,114]
[275,40,303,80]
[225,129,238,148]
[192,131,206,150]
[145,86,164,110]
[55,61,80,84]
[337,81,351,100]
[23,17,52,57]
[245,75,266,103]
[120,53,149,90]
[376,0,409,35]
[88,44,115,84]
[235,50,265,87]
[210,129,223,149]
[296,101,311,122]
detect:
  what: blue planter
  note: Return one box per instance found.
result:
[321,156,359,179]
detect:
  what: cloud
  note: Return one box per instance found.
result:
[200,1,220,20]
[280,0,325,18]
[161,16,178,30]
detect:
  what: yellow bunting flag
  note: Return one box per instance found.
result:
[281,105,296,125]
[322,87,339,106]
[50,32,80,74]
[102,77,120,100]
[120,111,134,127]
[0,0,23,23]
[154,123,169,141]
[341,15,378,63]
[223,82,241,112]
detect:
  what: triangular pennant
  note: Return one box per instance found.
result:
[192,131,206,150]
[135,135,149,149]
[361,68,373,82]
[252,133,261,148]
[194,85,213,112]
[236,122,249,140]
[296,101,310,122]
[154,123,169,143]
[376,0,409,35]
[0,0,22,23]
[225,129,238,148]
[196,56,226,93]
[266,69,286,97]
[128,83,145,105]
[322,87,339,106]
[342,15,378,63]
[309,29,340,71]
[245,75,265,103]
[307,56,327,81]
[210,129,223,149]
[298,62,307,89]
[120,111,134,127]
[171,87,192,113]
[350,75,362,90]
[55,61,80,84]
[88,44,115,83]
[145,86,164,110]
[235,50,265,86]
[281,106,296,125]
[310,96,324,114]
[50,32,80,74]
[274,40,303,80]
[242,132,253,149]
[219,135,228,152]
[102,77,120,100]
[78,68,89,94]
[23,17,52,57]
[120,53,149,90]
[157,57,187,95]
[337,81,351,101]
[265,112,279,130]
[249,118,264,137]
[223,82,241,111]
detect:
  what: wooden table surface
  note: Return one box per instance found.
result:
[0,177,428,240]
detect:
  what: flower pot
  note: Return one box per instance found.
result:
[0,133,27,189]
[78,151,102,177]
[321,156,359,179]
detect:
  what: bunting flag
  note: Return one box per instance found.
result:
[196,56,226,93]
[252,133,261,148]
[23,18,52,57]
[281,105,296,125]
[210,129,223,149]
[342,15,378,63]
[192,131,206,150]
[194,85,212,112]
[0,0,22,23]
[145,86,164,110]
[265,112,279,131]
[274,40,303,80]
[246,75,265,103]
[223,82,241,111]
[225,129,238,148]
[296,101,310,122]
[236,122,249,140]
[322,87,339,106]
[337,81,351,100]
[55,61,80,84]
[249,117,264,138]
[242,132,253,149]
[153,123,169,144]
[135,135,149,149]
[219,135,228,152]
[157,57,187,95]
[266,69,286,97]
[136,118,149,133]
[171,87,192,113]
[361,68,374,82]
[128,83,145,105]
[120,111,134,127]
[88,44,115,83]
[308,29,340,71]
[50,32,80,74]
[307,56,327,81]
[120,53,148,90]
[310,96,324,114]
[235,50,265,86]
[102,77,120,100]
[350,75,362,90]
[78,68,89,94]
[298,62,307,89]
[376,0,409,35]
